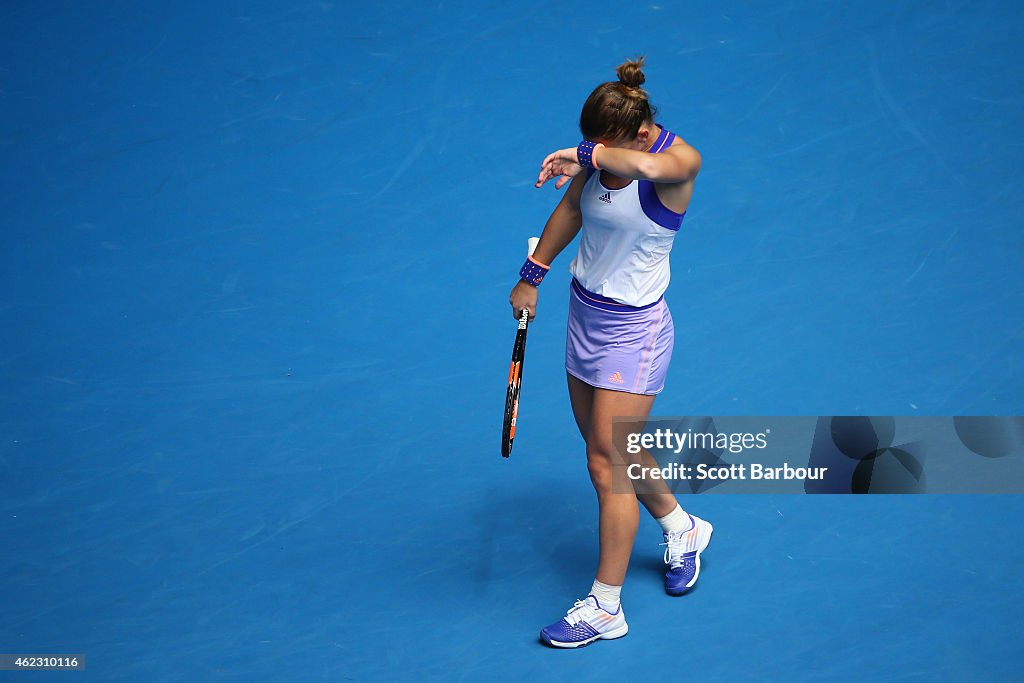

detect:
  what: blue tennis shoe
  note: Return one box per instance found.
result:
[662,514,713,595]
[539,595,628,648]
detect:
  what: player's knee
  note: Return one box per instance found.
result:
[586,446,614,492]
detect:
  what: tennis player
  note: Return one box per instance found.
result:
[509,57,713,648]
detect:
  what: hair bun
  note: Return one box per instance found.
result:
[616,56,646,89]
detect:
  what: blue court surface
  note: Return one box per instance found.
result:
[2,1,1023,680]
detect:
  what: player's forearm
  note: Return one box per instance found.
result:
[591,146,653,180]
[592,145,700,183]
[532,200,582,266]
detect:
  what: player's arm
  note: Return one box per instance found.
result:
[509,172,587,320]
[592,142,701,183]
[537,141,701,186]
[532,171,586,264]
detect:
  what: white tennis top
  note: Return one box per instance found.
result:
[568,127,686,307]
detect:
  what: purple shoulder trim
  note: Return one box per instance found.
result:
[639,127,685,230]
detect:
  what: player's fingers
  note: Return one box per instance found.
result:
[555,175,569,190]
[538,161,555,184]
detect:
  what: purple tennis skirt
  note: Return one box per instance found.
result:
[566,278,675,395]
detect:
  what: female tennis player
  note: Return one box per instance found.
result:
[509,57,712,648]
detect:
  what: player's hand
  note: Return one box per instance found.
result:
[536,147,582,190]
[509,280,539,321]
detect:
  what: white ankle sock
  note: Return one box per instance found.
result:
[655,504,693,535]
[590,579,621,611]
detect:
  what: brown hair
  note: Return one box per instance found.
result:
[579,56,657,142]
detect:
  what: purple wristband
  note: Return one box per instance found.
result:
[519,256,550,286]
[577,140,600,169]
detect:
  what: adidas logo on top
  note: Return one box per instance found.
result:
[598,192,612,204]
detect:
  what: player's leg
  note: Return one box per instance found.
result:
[570,373,688,565]
[540,381,637,648]
[628,441,712,593]
[567,372,594,440]
[634,442,712,596]
[626,299,713,595]
[585,387,654,586]
[540,387,643,651]
[633,446,680,519]
[580,384,694,570]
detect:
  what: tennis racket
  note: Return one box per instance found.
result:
[501,307,530,457]
[501,237,540,458]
